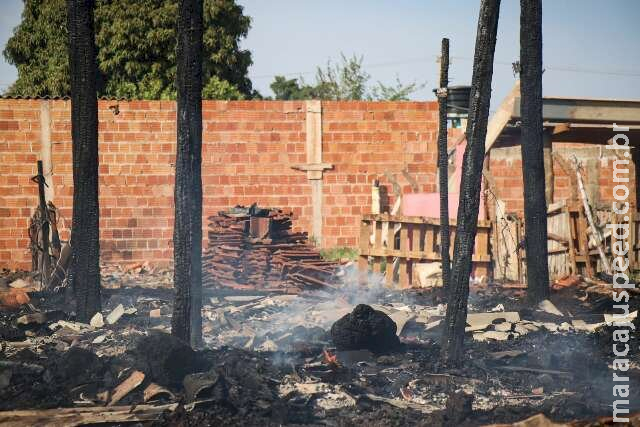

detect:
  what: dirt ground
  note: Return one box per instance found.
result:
[1,267,639,426]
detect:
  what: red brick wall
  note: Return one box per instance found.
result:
[0,99,439,270]
[488,144,637,214]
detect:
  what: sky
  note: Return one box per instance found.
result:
[1,0,639,109]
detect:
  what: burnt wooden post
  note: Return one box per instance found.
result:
[441,0,501,367]
[436,38,451,289]
[66,0,101,322]
[31,160,50,286]
[520,0,550,302]
[172,0,204,347]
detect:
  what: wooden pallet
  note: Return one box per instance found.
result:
[358,214,491,288]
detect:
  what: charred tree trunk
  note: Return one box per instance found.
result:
[66,0,101,322]
[520,0,550,303]
[441,0,500,367]
[171,0,203,347]
[437,38,451,290]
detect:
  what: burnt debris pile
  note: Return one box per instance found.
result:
[330,304,401,353]
[203,206,338,293]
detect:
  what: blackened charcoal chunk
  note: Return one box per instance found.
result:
[445,391,473,424]
[330,304,400,353]
[0,325,25,341]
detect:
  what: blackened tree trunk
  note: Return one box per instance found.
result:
[66,0,100,322]
[172,0,203,347]
[520,0,550,303]
[437,38,451,290]
[441,0,501,367]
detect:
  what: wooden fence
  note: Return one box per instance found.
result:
[358,214,492,288]
[493,200,640,282]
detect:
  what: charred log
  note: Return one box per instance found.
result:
[66,0,101,322]
[172,0,204,347]
[520,0,550,303]
[437,38,451,290]
[441,0,501,367]
[331,304,400,353]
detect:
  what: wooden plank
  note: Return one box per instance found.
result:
[0,403,179,427]
[385,256,394,286]
[564,207,578,275]
[362,213,491,229]
[424,226,435,256]
[411,224,421,253]
[398,259,408,288]
[386,219,395,287]
[515,219,523,283]
[484,80,520,154]
[578,208,594,277]
[387,220,395,251]
[372,256,381,274]
[543,131,554,205]
[630,216,638,270]
[359,220,370,254]
[375,220,383,251]
[399,224,409,288]
[475,228,489,257]
[359,248,491,263]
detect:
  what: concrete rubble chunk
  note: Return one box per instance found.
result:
[473,331,513,342]
[90,312,104,328]
[50,320,92,333]
[259,339,278,352]
[425,320,442,330]
[106,304,125,325]
[490,304,505,312]
[224,295,264,303]
[278,377,356,410]
[494,321,513,332]
[8,278,30,289]
[124,307,137,315]
[604,310,637,325]
[521,323,540,332]
[92,334,108,344]
[149,309,161,318]
[571,319,604,333]
[16,312,47,326]
[558,322,572,332]
[413,262,443,288]
[538,300,563,316]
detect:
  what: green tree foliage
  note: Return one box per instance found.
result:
[271,53,422,101]
[3,0,254,99]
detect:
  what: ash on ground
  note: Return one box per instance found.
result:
[1,266,639,426]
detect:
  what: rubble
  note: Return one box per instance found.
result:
[8,278,31,289]
[106,304,125,325]
[89,312,104,328]
[202,207,339,293]
[537,299,563,316]
[0,267,639,425]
